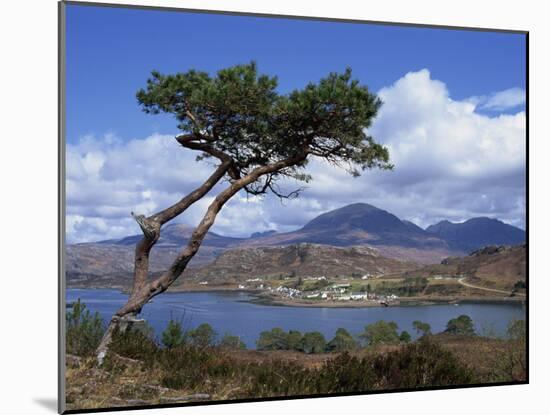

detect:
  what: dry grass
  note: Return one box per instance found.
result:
[65,334,525,411]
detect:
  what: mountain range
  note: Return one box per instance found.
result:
[66,203,525,287]
[425,217,526,252]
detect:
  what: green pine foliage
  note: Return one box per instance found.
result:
[220,334,247,350]
[188,323,217,348]
[399,331,412,343]
[66,299,104,357]
[360,320,401,346]
[161,319,186,349]
[136,62,392,199]
[412,320,432,337]
[300,332,327,354]
[327,328,358,352]
[445,315,476,336]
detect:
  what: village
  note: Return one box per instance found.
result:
[198,273,405,305]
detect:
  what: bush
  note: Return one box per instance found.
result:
[483,318,527,382]
[287,330,303,351]
[360,320,400,345]
[399,331,412,343]
[188,323,217,348]
[507,319,526,341]
[327,328,358,352]
[158,345,217,390]
[102,323,481,398]
[66,299,104,357]
[412,320,432,337]
[300,331,327,354]
[257,327,289,350]
[316,352,376,393]
[161,319,187,349]
[445,315,476,336]
[110,323,158,364]
[220,333,246,350]
[373,338,476,388]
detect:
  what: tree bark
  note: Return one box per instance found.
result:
[96,152,307,363]
[96,160,232,363]
[129,160,232,295]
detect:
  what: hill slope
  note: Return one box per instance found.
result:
[186,243,418,284]
[405,244,526,292]
[426,218,525,252]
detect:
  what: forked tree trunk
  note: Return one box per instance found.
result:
[96,153,307,363]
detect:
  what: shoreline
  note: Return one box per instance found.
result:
[246,293,525,308]
[67,285,526,308]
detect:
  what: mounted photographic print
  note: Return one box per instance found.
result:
[59,1,528,413]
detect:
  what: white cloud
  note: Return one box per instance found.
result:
[468,87,526,111]
[66,70,526,243]
[272,69,526,230]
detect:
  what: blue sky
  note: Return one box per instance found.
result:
[65,3,526,243]
[66,4,525,143]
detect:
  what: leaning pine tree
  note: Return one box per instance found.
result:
[96,62,392,361]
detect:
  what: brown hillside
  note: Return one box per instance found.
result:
[186,243,418,283]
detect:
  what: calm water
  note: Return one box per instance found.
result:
[67,289,525,348]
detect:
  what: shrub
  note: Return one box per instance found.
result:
[287,330,303,351]
[300,331,327,354]
[66,299,104,357]
[220,333,246,350]
[360,320,400,345]
[161,319,187,349]
[373,337,476,388]
[412,320,432,337]
[316,352,376,393]
[327,328,358,352]
[243,359,315,397]
[507,319,526,341]
[189,323,217,348]
[158,345,217,390]
[485,318,527,382]
[445,315,476,336]
[110,323,158,365]
[399,331,412,343]
[257,327,289,350]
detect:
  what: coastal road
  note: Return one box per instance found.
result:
[457,277,526,297]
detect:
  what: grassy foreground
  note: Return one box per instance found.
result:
[65,329,526,411]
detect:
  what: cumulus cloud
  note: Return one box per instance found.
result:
[66,70,526,243]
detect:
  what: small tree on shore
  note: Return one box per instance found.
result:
[301,331,327,354]
[189,323,217,348]
[412,320,432,338]
[287,330,304,351]
[257,327,290,350]
[95,62,391,361]
[220,333,247,350]
[327,328,358,352]
[399,331,412,343]
[66,299,104,357]
[445,315,476,336]
[360,321,400,346]
[161,319,186,349]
